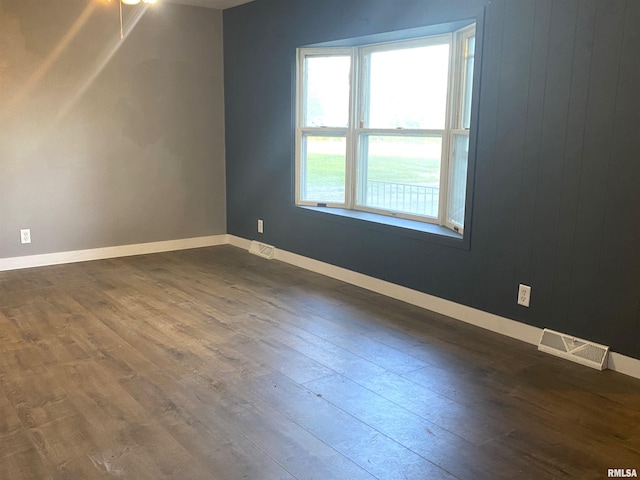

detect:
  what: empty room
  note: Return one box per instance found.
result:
[1,0,639,478]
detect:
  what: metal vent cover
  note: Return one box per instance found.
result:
[538,328,609,370]
[248,241,276,260]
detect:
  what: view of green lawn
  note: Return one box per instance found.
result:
[305,152,440,183]
[302,136,442,204]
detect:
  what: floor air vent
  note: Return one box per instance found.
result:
[249,241,276,260]
[538,329,609,370]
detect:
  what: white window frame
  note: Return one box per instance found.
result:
[295,24,476,234]
[295,47,354,208]
[445,24,476,233]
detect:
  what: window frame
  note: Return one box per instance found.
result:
[295,23,477,234]
[295,47,354,208]
[445,24,476,233]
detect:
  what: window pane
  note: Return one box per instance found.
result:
[358,135,441,217]
[462,36,475,129]
[304,56,350,127]
[366,43,450,129]
[300,136,346,203]
[448,134,469,226]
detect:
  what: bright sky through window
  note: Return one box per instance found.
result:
[305,56,350,127]
[367,44,449,130]
[296,24,476,233]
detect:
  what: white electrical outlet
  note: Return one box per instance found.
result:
[20,229,31,244]
[518,284,531,307]
[257,219,264,234]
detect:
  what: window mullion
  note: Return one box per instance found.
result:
[345,47,358,210]
[438,32,455,227]
[445,24,475,233]
[295,24,476,233]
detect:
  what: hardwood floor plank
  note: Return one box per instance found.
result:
[0,245,638,479]
[0,448,54,480]
[0,311,26,353]
[304,373,512,448]
[56,299,357,478]
[30,413,98,468]
[402,363,515,406]
[507,362,640,442]
[480,428,608,480]
[251,371,459,480]
[311,331,431,375]
[207,330,336,385]
[0,391,33,460]
[0,347,46,375]
[303,373,516,479]
[1,365,77,429]
[119,371,374,480]
[120,375,292,480]
[49,361,219,480]
[365,323,540,374]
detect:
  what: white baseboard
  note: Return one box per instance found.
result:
[0,235,228,272]
[228,235,252,250]
[227,235,640,380]
[607,353,640,380]
[2,233,638,380]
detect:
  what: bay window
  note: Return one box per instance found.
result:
[296,23,476,234]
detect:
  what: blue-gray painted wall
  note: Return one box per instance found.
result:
[224,0,640,359]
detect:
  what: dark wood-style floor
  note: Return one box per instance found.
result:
[0,245,638,479]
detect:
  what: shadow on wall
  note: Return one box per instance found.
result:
[0,0,226,257]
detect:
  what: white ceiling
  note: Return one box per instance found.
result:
[166,0,255,9]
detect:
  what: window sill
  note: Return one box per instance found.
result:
[296,206,468,249]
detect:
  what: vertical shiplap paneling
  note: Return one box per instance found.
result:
[591,2,640,354]
[511,0,553,327]
[550,0,598,332]
[470,0,506,312]
[441,247,475,306]
[334,224,388,279]
[525,0,579,329]
[224,0,640,358]
[383,236,429,292]
[478,0,536,316]
[422,249,454,301]
[565,1,627,339]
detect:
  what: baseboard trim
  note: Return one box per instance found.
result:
[0,235,228,272]
[228,235,252,250]
[607,353,640,380]
[227,235,640,380]
[278,245,542,345]
[3,234,638,380]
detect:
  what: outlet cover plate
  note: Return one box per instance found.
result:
[518,284,531,307]
[20,229,31,244]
